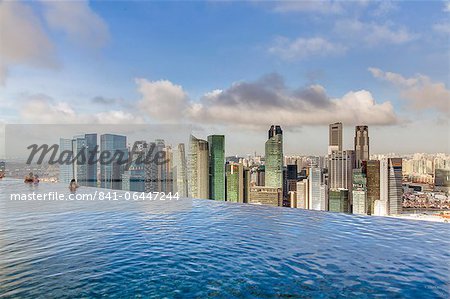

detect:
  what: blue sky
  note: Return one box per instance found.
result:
[0,0,449,155]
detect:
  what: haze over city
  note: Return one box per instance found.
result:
[0,0,449,156]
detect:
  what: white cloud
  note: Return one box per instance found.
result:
[136,79,188,122]
[269,37,346,60]
[369,67,450,115]
[0,1,58,85]
[40,0,110,48]
[334,19,415,46]
[20,94,144,124]
[0,0,109,85]
[134,74,398,127]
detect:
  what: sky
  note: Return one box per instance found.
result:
[0,0,449,157]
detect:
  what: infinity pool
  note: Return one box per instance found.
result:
[0,179,449,298]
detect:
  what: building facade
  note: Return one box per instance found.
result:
[265,125,283,190]
[208,135,225,201]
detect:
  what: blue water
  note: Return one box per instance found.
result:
[0,179,449,298]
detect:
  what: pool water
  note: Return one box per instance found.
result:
[0,179,449,298]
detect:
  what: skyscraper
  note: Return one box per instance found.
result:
[59,138,74,184]
[366,160,380,215]
[378,158,403,215]
[249,186,282,206]
[208,135,225,201]
[328,150,355,212]
[387,158,403,215]
[100,134,127,190]
[308,166,326,210]
[352,167,367,215]
[72,135,88,186]
[329,189,350,213]
[225,162,244,203]
[173,143,188,197]
[296,179,309,209]
[328,150,355,191]
[265,125,283,190]
[188,135,209,199]
[354,126,369,168]
[328,122,343,154]
[84,134,98,187]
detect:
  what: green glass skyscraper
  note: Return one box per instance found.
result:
[208,135,225,201]
[265,125,283,190]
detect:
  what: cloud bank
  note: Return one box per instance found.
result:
[0,0,109,85]
[135,73,398,128]
[369,68,450,115]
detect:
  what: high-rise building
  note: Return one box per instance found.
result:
[352,167,367,215]
[226,162,244,203]
[377,158,389,216]
[145,141,158,192]
[366,160,380,215]
[163,144,174,193]
[354,126,369,168]
[329,189,350,213]
[85,133,98,187]
[328,122,343,154]
[256,165,265,186]
[243,167,251,203]
[328,150,355,191]
[265,125,283,190]
[100,134,127,190]
[72,135,88,186]
[59,138,74,184]
[188,135,209,199]
[173,143,188,197]
[328,150,355,212]
[378,158,403,215]
[388,158,403,215]
[308,166,326,210]
[435,169,450,192]
[296,179,309,209]
[286,164,298,192]
[208,135,225,201]
[249,186,282,206]
[122,140,147,192]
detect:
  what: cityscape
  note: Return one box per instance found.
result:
[1,1,449,297]
[2,122,448,220]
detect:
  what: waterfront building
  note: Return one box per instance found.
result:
[208,135,225,201]
[59,138,74,184]
[249,186,282,206]
[296,179,309,209]
[329,189,350,213]
[226,162,243,203]
[435,168,450,193]
[354,126,369,168]
[328,150,355,211]
[328,122,343,154]
[173,143,188,197]
[188,135,209,199]
[388,158,403,215]
[352,167,367,215]
[265,125,283,190]
[366,160,380,215]
[100,134,127,190]
[309,166,326,210]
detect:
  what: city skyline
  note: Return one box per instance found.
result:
[0,1,449,156]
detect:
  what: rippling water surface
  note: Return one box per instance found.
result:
[0,179,449,298]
